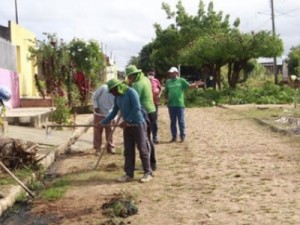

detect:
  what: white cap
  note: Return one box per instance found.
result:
[168,67,178,73]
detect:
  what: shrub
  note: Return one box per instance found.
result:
[185,80,295,107]
[49,97,71,125]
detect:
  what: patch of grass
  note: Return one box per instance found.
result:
[41,178,69,201]
[0,166,36,185]
[0,174,12,185]
[66,168,122,183]
[16,192,27,202]
[29,180,45,191]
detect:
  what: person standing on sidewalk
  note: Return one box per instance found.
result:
[164,66,204,143]
[101,78,153,183]
[92,84,116,154]
[125,65,157,171]
[147,69,162,144]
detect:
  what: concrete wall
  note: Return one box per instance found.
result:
[9,21,38,97]
[0,68,20,108]
[0,37,17,71]
[20,97,53,107]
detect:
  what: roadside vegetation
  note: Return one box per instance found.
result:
[40,178,69,201]
[0,166,40,186]
[185,76,296,107]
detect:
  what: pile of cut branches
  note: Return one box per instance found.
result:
[0,138,39,169]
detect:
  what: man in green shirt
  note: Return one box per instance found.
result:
[125,65,158,171]
[164,66,204,142]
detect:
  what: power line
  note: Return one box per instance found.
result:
[252,18,272,31]
[277,7,300,15]
[275,7,300,19]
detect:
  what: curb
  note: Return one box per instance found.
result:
[0,115,93,217]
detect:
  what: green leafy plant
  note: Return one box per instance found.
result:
[185,78,294,107]
[49,97,71,125]
[102,191,138,218]
[41,178,69,201]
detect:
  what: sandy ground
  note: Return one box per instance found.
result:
[16,106,300,224]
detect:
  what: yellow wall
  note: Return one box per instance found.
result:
[10,21,38,97]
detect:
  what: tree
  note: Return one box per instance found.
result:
[286,45,300,75]
[138,42,155,73]
[68,38,105,105]
[142,0,284,89]
[29,33,70,97]
[30,34,105,107]
[224,30,283,88]
[127,56,140,67]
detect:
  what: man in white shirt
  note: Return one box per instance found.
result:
[92,84,115,154]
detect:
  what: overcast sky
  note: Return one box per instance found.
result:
[1,0,299,70]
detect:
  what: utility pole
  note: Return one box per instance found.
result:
[270,0,278,84]
[14,0,19,24]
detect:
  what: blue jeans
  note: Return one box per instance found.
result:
[168,106,185,140]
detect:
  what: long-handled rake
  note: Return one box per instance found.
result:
[94,114,122,170]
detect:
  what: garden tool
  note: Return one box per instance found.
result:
[0,161,35,198]
[94,114,122,170]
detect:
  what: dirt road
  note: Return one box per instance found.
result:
[9,106,300,225]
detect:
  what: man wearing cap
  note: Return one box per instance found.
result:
[101,78,153,183]
[125,65,158,171]
[92,84,115,154]
[147,69,162,144]
[165,66,204,143]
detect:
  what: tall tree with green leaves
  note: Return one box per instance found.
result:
[29,33,72,124]
[150,1,235,86]
[68,38,105,105]
[146,0,284,89]
[30,34,105,106]
[29,33,70,97]
[286,45,300,76]
[138,42,155,73]
[225,30,283,88]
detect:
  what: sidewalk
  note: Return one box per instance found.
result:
[0,111,94,217]
[5,107,53,128]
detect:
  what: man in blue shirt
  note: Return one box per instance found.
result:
[101,78,153,183]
